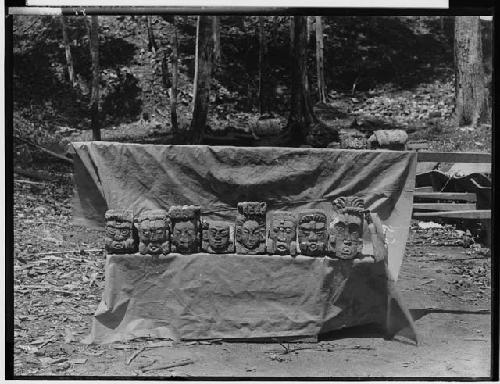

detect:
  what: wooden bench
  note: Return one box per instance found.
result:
[413,151,491,246]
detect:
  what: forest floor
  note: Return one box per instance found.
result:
[12,160,492,378]
[12,75,493,378]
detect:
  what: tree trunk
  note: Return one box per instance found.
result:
[213,16,221,64]
[89,15,101,141]
[162,52,171,89]
[61,16,76,87]
[315,16,327,103]
[147,16,158,53]
[289,16,295,57]
[454,16,490,126]
[288,16,318,145]
[258,16,266,115]
[190,15,214,144]
[170,16,179,134]
[306,16,313,43]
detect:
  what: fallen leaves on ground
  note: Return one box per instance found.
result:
[13,163,105,376]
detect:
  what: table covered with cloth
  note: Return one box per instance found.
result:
[71,143,417,344]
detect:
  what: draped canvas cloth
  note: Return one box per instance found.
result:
[72,143,417,343]
[84,254,388,344]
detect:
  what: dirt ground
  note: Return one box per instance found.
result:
[11,169,492,378]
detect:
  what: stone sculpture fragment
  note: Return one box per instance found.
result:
[267,211,297,255]
[328,196,365,259]
[297,210,328,256]
[235,202,267,254]
[136,209,170,255]
[169,205,201,254]
[105,209,136,254]
[202,220,234,253]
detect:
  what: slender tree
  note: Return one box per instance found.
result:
[170,16,179,134]
[213,16,221,64]
[161,52,171,89]
[288,16,318,144]
[146,16,158,53]
[190,15,214,143]
[306,16,313,43]
[258,16,266,114]
[60,16,76,87]
[315,16,327,103]
[89,16,101,141]
[454,16,489,126]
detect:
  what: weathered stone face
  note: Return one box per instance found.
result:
[172,220,197,253]
[268,212,297,255]
[136,210,170,255]
[240,219,263,249]
[328,196,365,259]
[105,210,136,254]
[202,220,234,253]
[169,205,201,254]
[209,222,230,251]
[329,213,363,259]
[235,202,267,254]
[297,211,328,256]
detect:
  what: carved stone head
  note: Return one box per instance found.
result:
[297,210,328,256]
[268,211,297,255]
[105,209,136,254]
[136,209,170,255]
[235,202,267,254]
[169,205,201,254]
[202,220,234,253]
[328,196,365,259]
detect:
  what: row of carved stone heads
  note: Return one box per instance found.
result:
[105,197,368,259]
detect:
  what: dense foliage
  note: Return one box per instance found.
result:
[12,15,492,144]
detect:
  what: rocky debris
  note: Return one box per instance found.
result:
[339,129,367,149]
[450,262,490,293]
[350,80,455,125]
[314,101,350,121]
[351,116,405,134]
[409,222,478,247]
[461,230,474,248]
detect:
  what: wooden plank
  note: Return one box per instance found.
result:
[414,192,477,202]
[407,142,430,150]
[412,210,491,220]
[417,152,491,164]
[413,203,477,211]
[415,186,434,193]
